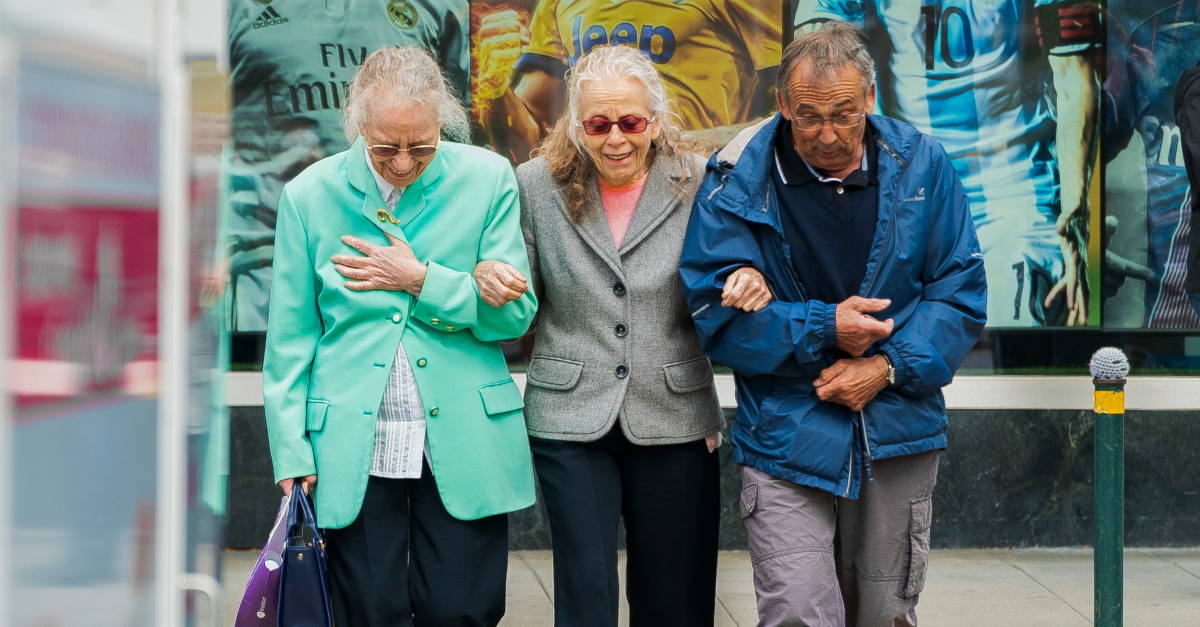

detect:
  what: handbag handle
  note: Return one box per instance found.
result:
[285,485,326,549]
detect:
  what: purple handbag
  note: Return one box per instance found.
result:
[234,495,290,627]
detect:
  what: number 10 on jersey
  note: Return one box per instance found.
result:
[920,3,975,71]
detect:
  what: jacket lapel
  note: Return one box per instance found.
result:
[551,182,626,279]
[348,136,445,244]
[617,156,687,256]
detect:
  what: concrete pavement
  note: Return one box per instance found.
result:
[221,548,1200,626]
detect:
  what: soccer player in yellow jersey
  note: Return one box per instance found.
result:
[480,0,781,159]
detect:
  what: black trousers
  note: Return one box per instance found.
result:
[323,464,508,627]
[530,425,721,627]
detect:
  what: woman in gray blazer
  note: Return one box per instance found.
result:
[476,45,771,627]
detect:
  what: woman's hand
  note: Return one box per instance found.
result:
[279,474,317,497]
[474,260,529,307]
[332,234,427,295]
[721,267,772,312]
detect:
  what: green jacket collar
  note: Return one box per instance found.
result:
[348,136,446,241]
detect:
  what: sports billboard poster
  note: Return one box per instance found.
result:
[469,0,785,163]
[793,0,1105,328]
[1103,0,1200,329]
[227,0,1200,334]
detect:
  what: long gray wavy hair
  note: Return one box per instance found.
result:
[533,45,706,222]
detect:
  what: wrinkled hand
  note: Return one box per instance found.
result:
[1046,209,1089,326]
[1101,216,1154,301]
[279,474,317,497]
[332,234,427,295]
[836,296,894,356]
[474,260,529,307]
[722,267,772,312]
[814,356,889,412]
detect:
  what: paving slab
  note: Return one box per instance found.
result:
[920,549,1091,627]
[220,548,1200,627]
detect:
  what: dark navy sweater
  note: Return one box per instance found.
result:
[771,121,879,308]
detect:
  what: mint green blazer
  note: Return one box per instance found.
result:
[263,137,538,527]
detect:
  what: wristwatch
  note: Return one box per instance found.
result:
[881,354,895,386]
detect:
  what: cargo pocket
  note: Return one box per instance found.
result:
[306,399,329,432]
[903,495,933,598]
[739,481,758,519]
[662,356,714,394]
[527,356,584,391]
[479,379,525,416]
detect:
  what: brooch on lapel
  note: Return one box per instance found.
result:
[377,208,400,225]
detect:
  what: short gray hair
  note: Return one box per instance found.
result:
[564,45,677,153]
[342,46,471,143]
[777,21,875,110]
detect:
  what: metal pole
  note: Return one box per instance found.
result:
[1091,347,1128,627]
[0,28,18,627]
[156,0,189,625]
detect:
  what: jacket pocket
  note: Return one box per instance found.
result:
[903,495,933,598]
[306,399,329,432]
[663,356,714,394]
[527,356,584,391]
[739,481,758,519]
[479,379,525,416]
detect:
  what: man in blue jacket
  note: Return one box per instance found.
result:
[680,22,987,627]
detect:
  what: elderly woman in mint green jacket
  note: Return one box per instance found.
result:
[262,46,536,627]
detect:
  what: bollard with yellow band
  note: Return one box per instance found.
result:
[1090,347,1129,627]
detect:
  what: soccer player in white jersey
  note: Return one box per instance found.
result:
[795,0,1101,326]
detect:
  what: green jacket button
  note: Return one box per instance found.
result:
[417,358,427,367]
[430,407,439,416]
[392,313,402,323]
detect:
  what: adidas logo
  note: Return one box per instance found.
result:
[253,6,288,29]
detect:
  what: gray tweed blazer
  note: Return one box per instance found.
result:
[517,153,724,444]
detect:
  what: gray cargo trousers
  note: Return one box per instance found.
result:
[739,451,940,627]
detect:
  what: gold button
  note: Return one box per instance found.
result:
[417,358,427,367]
[430,407,439,416]
[298,553,304,560]
[431,318,440,325]
[445,325,456,331]
[392,313,402,323]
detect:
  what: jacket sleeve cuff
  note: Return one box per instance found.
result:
[411,261,466,330]
[813,300,839,351]
[271,446,317,486]
[879,342,907,388]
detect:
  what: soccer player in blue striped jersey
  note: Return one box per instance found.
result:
[795,0,1101,327]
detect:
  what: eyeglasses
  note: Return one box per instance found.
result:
[577,116,655,136]
[367,139,440,159]
[790,113,866,132]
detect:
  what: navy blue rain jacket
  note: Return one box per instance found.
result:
[679,114,987,498]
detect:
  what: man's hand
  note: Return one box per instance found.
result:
[332,234,427,295]
[836,296,894,356]
[1101,216,1154,301]
[474,260,529,307]
[722,267,772,312]
[1045,211,1090,326]
[279,474,317,497]
[814,356,890,412]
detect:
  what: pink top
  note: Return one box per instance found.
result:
[598,172,648,246]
